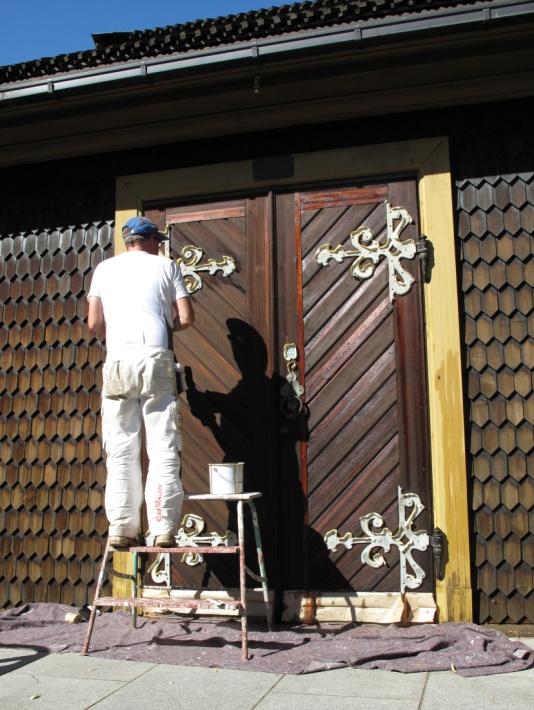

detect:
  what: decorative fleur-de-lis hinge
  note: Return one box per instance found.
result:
[175,243,237,294]
[146,514,237,587]
[147,513,237,586]
[146,550,171,589]
[315,201,422,301]
[324,487,430,593]
[176,513,237,566]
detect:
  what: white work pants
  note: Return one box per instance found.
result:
[101,350,183,538]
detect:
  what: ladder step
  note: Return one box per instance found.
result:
[94,596,243,610]
[127,545,240,554]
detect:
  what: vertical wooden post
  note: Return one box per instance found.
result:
[418,139,472,622]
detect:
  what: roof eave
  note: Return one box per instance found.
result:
[2,0,534,103]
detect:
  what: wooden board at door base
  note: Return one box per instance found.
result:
[282,591,437,624]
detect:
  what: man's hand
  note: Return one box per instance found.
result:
[173,297,195,331]
[87,296,106,339]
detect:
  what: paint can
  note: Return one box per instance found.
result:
[209,462,244,495]
[65,612,83,624]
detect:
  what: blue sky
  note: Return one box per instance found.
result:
[1,1,291,66]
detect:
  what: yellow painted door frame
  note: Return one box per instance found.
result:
[112,136,472,622]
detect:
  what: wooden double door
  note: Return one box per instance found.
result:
[145,178,432,595]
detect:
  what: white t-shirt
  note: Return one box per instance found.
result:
[88,251,189,359]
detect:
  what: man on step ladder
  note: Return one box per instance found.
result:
[87,216,194,549]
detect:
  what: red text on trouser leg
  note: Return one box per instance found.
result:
[155,483,162,522]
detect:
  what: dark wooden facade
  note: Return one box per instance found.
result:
[0,223,112,607]
[0,3,533,621]
[455,128,534,624]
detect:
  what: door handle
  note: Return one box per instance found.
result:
[280,342,304,420]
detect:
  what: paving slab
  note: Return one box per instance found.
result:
[420,668,534,710]
[10,651,156,682]
[0,671,123,710]
[2,646,533,710]
[0,645,47,660]
[0,645,50,677]
[91,662,282,710]
[255,691,420,710]
[274,667,427,700]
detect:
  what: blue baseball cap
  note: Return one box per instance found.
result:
[122,216,168,243]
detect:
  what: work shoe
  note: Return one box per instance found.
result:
[154,533,176,548]
[108,535,139,549]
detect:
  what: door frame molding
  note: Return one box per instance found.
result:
[114,136,472,622]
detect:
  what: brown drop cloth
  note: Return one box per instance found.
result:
[1,604,532,677]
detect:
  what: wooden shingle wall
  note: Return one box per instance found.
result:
[456,128,534,623]
[0,223,113,607]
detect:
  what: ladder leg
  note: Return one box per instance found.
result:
[82,540,111,655]
[131,551,138,629]
[237,500,248,661]
[248,500,272,630]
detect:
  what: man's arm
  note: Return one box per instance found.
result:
[173,297,195,331]
[87,296,106,339]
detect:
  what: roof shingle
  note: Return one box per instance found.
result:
[0,0,483,84]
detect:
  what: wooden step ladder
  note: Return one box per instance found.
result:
[82,492,272,661]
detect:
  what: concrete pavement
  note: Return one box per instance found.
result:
[1,638,533,710]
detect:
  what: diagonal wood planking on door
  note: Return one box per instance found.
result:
[299,189,406,592]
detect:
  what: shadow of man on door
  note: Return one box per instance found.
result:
[185,318,350,620]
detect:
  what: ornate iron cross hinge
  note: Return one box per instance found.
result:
[315,201,418,302]
[175,513,237,566]
[175,245,237,294]
[165,224,237,294]
[146,550,171,589]
[147,514,237,586]
[324,487,430,593]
